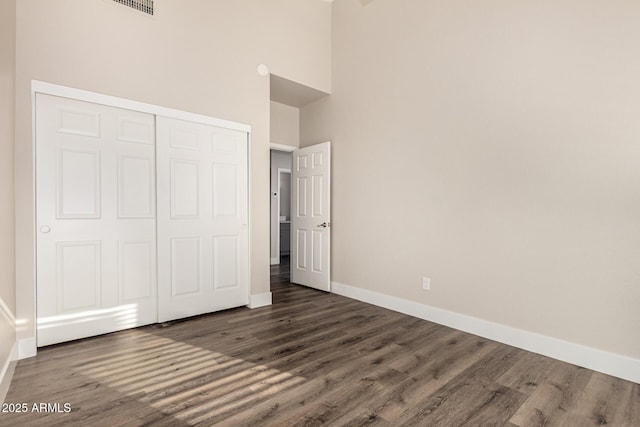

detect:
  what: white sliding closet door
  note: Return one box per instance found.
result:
[156,117,249,322]
[36,94,157,346]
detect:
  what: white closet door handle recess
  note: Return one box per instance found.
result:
[40,226,51,233]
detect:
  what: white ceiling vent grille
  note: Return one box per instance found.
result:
[113,0,154,15]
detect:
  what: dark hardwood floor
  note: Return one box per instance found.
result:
[2,257,639,426]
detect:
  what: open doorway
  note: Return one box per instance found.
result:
[268,74,329,293]
[269,142,332,292]
[270,149,293,267]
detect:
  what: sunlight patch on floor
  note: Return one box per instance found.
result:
[79,331,306,423]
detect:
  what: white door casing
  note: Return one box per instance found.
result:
[156,116,249,322]
[36,94,157,346]
[291,142,331,291]
[276,167,291,264]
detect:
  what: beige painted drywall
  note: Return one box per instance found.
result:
[0,0,17,375]
[301,0,640,359]
[270,151,293,261]
[270,101,300,148]
[15,0,330,352]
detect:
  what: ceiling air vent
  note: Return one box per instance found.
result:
[113,0,154,16]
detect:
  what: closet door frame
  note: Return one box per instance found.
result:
[26,80,252,355]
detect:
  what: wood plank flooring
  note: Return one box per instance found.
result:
[2,258,638,426]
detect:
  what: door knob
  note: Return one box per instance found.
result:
[317,222,330,228]
[40,225,51,233]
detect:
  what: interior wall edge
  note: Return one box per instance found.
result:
[248,292,273,309]
[331,280,640,385]
[17,337,36,360]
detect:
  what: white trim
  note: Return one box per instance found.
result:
[331,281,640,384]
[248,292,272,309]
[23,87,38,361]
[325,143,331,291]
[276,168,291,262]
[32,81,251,133]
[270,256,280,265]
[269,142,297,152]
[246,131,253,309]
[0,341,17,404]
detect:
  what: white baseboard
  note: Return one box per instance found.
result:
[332,281,640,384]
[270,257,279,265]
[248,292,272,309]
[0,341,17,403]
[18,337,37,360]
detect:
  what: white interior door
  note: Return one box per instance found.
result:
[291,142,331,291]
[156,116,249,322]
[36,94,157,346]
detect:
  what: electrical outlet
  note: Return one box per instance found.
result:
[422,277,431,291]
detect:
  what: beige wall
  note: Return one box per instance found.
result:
[15,0,330,350]
[0,0,17,375]
[270,101,300,147]
[301,0,640,359]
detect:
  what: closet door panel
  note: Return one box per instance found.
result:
[157,116,248,322]
[36,94,157,346]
